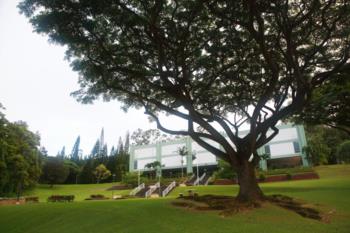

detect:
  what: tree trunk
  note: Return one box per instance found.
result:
[236,159,264,202]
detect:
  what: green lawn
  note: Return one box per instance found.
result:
[24,183,132,202]
[0,165,349,233]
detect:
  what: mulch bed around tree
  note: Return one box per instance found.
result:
[172,194,333,222]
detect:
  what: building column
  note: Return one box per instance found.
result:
[257,147,267,171]
[186,137,193,174]
[156,142,162,177]
[129,145,135,172]
[296,125,309,167]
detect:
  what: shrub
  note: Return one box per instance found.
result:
[122,172,146,187]
[213,160,237,180]
[25,196,39,203]
[90,194,105,199]
[259,173,266,181]
[336,140,350,164]
[85,194,109,200]
[47,195,74,202]
[286,173,292,180]
[266,167,314,176]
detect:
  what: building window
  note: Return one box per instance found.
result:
[293,141,301,153]
[134,160,138,170]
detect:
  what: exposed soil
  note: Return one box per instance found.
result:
[172,194,331,222]
[266,194,322,221]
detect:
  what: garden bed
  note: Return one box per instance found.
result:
[212,172,319,185]
[0,198,25,206]
[0,196,39,205]
[85,194,111,200]
[48,195,74,202]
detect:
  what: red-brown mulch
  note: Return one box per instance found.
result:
[212,172,319,185]
[0,198,25,206]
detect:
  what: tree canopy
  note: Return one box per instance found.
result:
[19,0,350,201]
[41,156,69,187]
[0,104,42,195]
[294,76,350,135]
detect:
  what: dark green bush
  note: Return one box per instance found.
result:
[25,196,39,203]
[122,172,147,187]
[47,195,74,202]
[213,160,237,180]
[259,173,266,181]
[336,140,350,164]
[286,173,292,180]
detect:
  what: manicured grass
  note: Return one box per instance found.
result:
[0,165,349,233]
[24,183,131,202]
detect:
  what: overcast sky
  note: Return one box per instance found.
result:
[0,0,185,156]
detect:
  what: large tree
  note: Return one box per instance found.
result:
[0,104,42,196]
[19,0,350,202]
[41,157,69,187]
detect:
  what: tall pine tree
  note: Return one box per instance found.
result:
[70,136,80,161]
[117,137,124,155]
[124,131,130,153]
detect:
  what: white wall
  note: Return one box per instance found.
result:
[132,125,303,170]
[134,147,156,159]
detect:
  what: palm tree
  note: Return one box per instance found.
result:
[145,161,162,180]
[177,146,189,179]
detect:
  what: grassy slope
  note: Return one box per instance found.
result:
[0,165,349,233]
[24,183,131,202]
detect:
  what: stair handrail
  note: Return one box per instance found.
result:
[162,181,176,197]
[199,172,206,181]
[129,183,145,196]
[184,174,194,184]
[145,182,160,198]
[194,172,206,186]
[193,177,200,186]
[204,174,211,186]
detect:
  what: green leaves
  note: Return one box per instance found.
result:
[0,110,42,195]
[18,0,350,163]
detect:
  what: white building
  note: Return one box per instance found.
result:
[129,124,308,175]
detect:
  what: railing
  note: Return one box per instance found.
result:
[204,175,211,186]
[145,182,160,198]
[193,177,200,186]
[162,181,176,197]
[193,173,206,186]
[184,174,194,184]
[129,183,145,196]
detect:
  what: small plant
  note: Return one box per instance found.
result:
[259,173,266,181]
[286,173,293,180]
[93,164,111,183]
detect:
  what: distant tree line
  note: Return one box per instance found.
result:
[40,129,131,186]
